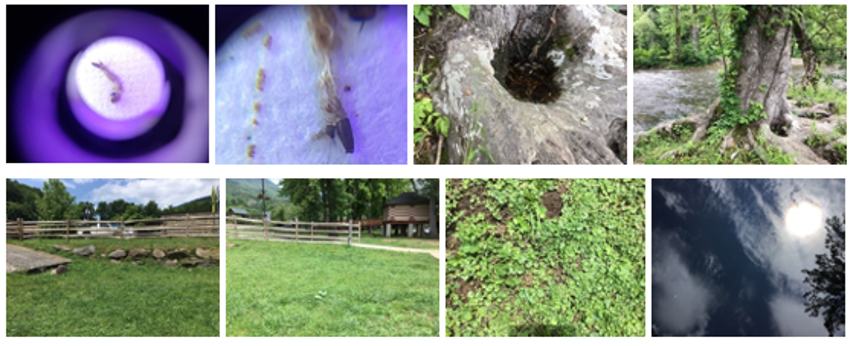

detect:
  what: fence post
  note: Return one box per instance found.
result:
[18,218,24,241]
[185,213,190,246]
[294,218,298,242]
[120,217,125,241]
[264,216,269,242]
[233,215,238,240]
[311,222,314,242]
[348,219,353,246]
[66,218,70,243]
[358,222,361,244]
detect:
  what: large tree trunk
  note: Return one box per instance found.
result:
[735,5,794,132]
[792,10,820,89]
[674,5,681,62]
[691,5,699,51]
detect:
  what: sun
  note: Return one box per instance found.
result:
[784,202,824,237]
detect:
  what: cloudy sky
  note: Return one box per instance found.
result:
[14,179,219,208]
[652,179,845,336]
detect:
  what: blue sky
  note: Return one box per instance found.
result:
[13,179,219,208]
[651,179,845,336]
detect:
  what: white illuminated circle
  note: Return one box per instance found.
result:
[784,202,824,238]
[66,36,170,140]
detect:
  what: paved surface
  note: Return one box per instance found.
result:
[6,244,71,274]
[352,243,440,259]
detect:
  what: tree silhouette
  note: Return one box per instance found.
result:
[802,214,845,336]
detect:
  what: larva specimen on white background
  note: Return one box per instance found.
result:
[91,61,123,103]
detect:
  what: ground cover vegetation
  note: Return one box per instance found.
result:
[445,179,645,336]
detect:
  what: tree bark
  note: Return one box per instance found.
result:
[674,5,681,62]
[691,5,699,51]
[735,5,795,132]
[792,10,820,89]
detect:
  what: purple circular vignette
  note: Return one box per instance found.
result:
[66,36,170,140]
[12,9,208,162]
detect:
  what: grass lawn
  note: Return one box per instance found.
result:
[358,233,440,250]
[6,238,220,336]
[227,240,439,336]
[446,179,646,336]
[7,237,219,254]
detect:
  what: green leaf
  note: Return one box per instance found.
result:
[436,116,451,137]
[414,6,431,27]
[452,5,470,20]
[414,131,429,144]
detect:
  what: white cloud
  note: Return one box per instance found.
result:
[653,237,714,336]
[769,295,830,336]
[657,186,688,216]
[73,178,95,184]
[89,179,219,207]
[700,179,844,295]
[62,180,77,189]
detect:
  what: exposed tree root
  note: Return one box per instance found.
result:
[636,98,845,164]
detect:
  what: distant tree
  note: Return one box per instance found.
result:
[73,201,95,220]
[802,214,845,336]
[36,179,76,220]
[143,201,161,218]
[96,201,110,220]
[108,199,131,220]
[6,179,42,221]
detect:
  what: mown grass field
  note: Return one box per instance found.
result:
[358,233,440,249]
[446,179,646,336]
[227,240,439,336]
[7,237,219,254]
[6,238,220,336]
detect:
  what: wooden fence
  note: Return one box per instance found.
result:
[228,216,360,245]
[6,214,219,243]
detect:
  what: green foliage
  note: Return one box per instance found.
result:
[413,5,432,27]
[36,179,76,221]
[633,5,732,68]
[415,5,471,26]
[797,5,847,66]
[834,120,847,135]
[461,102,495,165]
[227,241,438,336]
[802,215,845,336]
[634,127,795,164]
[446,179,646,336]
[6,179,42,221]
[633,47,667,69]
[225,179,290,217]
[832,143,847,164]
[414,97,449,142]
[6,238,219,336]
[452,5,470,20]
[787,82,847,115]
[278,179,412,222]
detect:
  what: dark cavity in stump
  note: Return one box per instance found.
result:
[491,17,564,104]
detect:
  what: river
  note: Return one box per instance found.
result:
[634,61,845,133]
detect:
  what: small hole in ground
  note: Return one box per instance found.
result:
[491,33,564,104]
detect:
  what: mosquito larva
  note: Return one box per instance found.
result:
[242,22,262,39]
[256,68,265,92]
[92,61,123,103]
[263,34,272,50]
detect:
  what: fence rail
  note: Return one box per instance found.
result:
[6,214,219,242]
[228,216,360,245]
